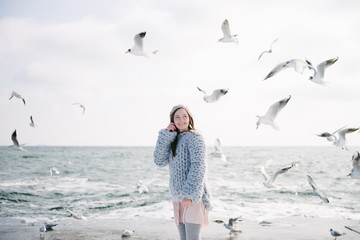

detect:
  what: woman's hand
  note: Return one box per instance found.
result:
[167,122,177,132]
[181,197,192,208]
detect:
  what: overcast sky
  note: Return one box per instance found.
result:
[1,0,360,147]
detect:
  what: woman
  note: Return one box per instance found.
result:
[154,104,212,240]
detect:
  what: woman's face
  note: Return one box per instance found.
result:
[173,108,190,132]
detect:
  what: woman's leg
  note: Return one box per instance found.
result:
[184,223,201,240]
[177,223,187,240]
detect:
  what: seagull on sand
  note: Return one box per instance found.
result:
[218,19,238,44]
[29,116,36,127]
[197,87,228,103]
[9,130,26,151]
[330,229,345,240]
[258,38,278,61]
[126,32,150,57]
[260,164,294,188]
[72,103,85,115]
[348,151,360,179]
[214,217,243,235]
[263,59,310,80]
[332,127,359,150]
[307,175,329,203]
[121,229,134,237]
[256,95,291,130]
[9,91,26,105]
[305,57,339,85]
[210,138,227,162]
[137,180,149,194]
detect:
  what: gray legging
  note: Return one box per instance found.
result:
[177,223,202,240]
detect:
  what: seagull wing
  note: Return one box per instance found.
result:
[269,38,279,50]
[337,128,359,143]
[133,32,146,51]
[264,61,287,80]
[260,166,269,182]
[258,51,269,61]
[221,19,232,38]
[214,138,222,152]
[269,164,293,183]
[11,130,19,147]
[30,116,34,125]
[197,87,207,95]
[307,175,329,203]
[316,57,339,78]
[263,95,291,121]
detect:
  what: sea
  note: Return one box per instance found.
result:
[0,146,359,226]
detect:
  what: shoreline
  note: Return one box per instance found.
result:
[1,216,359,240]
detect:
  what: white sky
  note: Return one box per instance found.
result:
[1,0,360,146]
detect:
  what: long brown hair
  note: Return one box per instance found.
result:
[169,106,195,157]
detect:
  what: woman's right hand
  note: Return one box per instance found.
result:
[167,122,176,132]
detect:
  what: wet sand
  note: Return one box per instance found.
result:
[1,216,359,240]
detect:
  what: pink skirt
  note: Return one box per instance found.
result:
[173,200,209,228]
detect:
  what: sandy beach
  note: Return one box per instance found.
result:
[1,216,359,240]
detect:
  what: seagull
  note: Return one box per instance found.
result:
[218,19,238,44]
[137,180,149,194]
[260,164,294,188]
[264,59,310,80]
[348,151,360,178]
[67,210,87,220]
[332,127,359,150]
[330,229,345,240]
[72,103,85,115]
[307,175,329,203]
[316,125,348,142]
[305,57,339,85]
[9,130,26,151]
[9,91,26,105]
[121,229,134,237]
[50,167,60,176]
[197,87,228,103]
[39,226,46,238]
[44,223,57,231]
[258,38,278,61]
[214,217,242,235]
[29,116,36,127]
[256,95,291,130]
[126,32,149,56]
[210,138,227,162]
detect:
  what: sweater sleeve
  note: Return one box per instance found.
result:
[181,133,206,203]
[153,129,177,167]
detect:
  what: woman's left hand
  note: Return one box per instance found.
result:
[181,197,192,208]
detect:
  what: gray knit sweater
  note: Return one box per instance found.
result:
[154,129,212,210]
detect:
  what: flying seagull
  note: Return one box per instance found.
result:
[258,38,278,61]
[305,57,339,85]
[9,130,25,151]
[210,138,227,162]
[260,164,294,188]
[214,217,243,235]
[264,59,310,80]
[9,91,26,105]
[197,87,228,103]
[72,103,85,115]
[126,32,151,57]
[218,19,238,44]
[256,95,291,130]
[307,175,329,203]
[330,229,345,240]
[348,151,360,178]
[137,180,149,194]
[316,125,348,142]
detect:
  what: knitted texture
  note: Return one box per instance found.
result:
[154,129,212,210]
